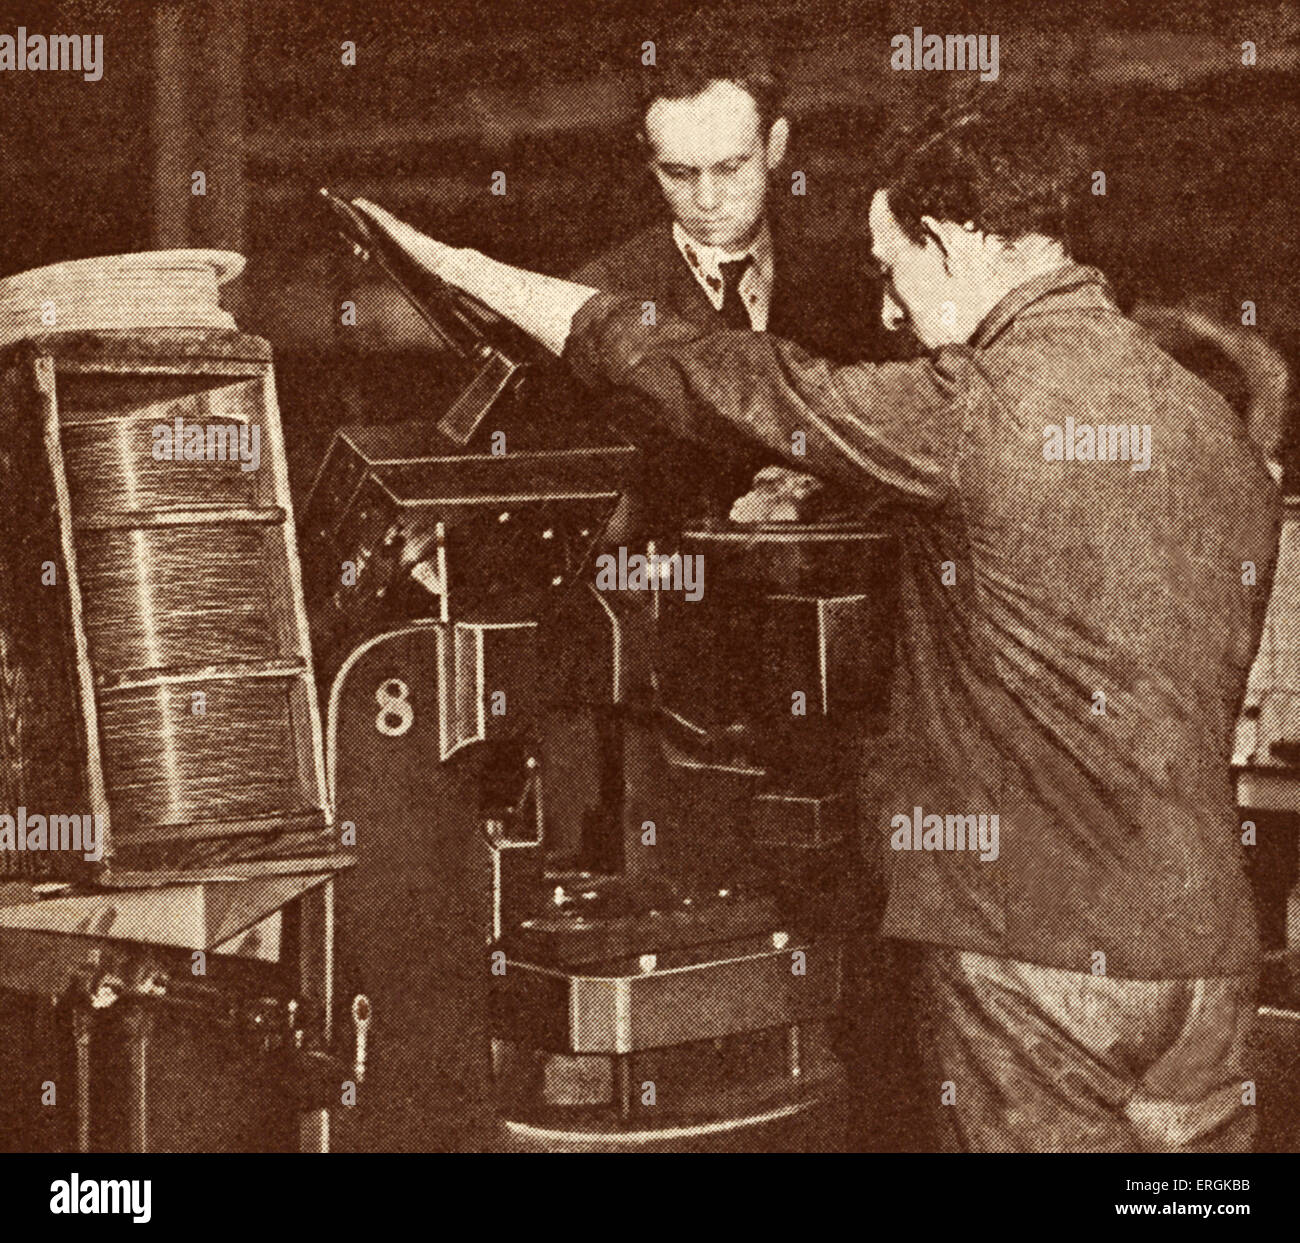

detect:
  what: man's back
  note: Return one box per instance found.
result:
[874,267,1279,977]
[563,262,1280,978]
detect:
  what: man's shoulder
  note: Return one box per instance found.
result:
[570,223,678,291]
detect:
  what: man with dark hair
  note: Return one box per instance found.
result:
[574,20,898,536]
[354,97,1279,1152]
[879,104,1087,252]
[633,23,785,134]
[588,20,882,359]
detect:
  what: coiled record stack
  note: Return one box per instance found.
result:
[0,252,331,881]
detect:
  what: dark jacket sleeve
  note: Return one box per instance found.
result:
[563,292,965,504]
[569,252,615,291]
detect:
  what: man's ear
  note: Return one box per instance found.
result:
[921,213,983,260]
[765,116,790,170]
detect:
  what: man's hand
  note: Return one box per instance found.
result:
[728,465,824,523]
[351,199,459,282]
[350,199,599,356]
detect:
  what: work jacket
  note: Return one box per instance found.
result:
[564,262,1280,978]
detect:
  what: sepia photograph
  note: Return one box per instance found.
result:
[0,0,1296,1221]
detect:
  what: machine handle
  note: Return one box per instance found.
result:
[351,994,372,1085]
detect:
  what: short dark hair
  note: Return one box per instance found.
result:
[636,21,786,134]
[880,98,1090,249]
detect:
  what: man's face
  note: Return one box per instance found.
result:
[643,80,786,252]
[869,189,989,351]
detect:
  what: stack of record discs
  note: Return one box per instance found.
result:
[0,250,246,348]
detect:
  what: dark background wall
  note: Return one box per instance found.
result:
[1,0,1297,489]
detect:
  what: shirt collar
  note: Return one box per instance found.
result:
[968,261,1117,350]
[672,218,774,308]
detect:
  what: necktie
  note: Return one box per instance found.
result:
[718,255,755,329]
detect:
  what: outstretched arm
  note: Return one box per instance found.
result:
[351,199,961,504]
[352,199,599,355]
